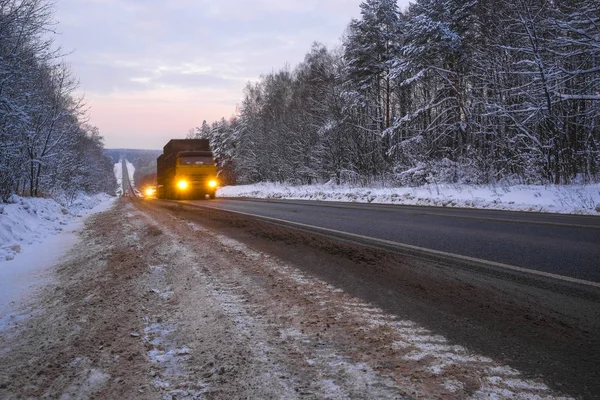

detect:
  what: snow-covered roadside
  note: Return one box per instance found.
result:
[0,193,114,262]
[125,160,135,185]
[0,193,114,330]
[114,162,123,196]
[219,182,600,215]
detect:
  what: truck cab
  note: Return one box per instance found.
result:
[173,151,218,199]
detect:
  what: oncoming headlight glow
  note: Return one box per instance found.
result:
[177,180,188,190]
[208,180,218,188]
[145,188,155,196]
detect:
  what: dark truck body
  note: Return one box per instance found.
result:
[156,139,218,200]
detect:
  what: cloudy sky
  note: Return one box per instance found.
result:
[53,0,411,150]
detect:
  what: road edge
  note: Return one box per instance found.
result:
[182,201,600,302]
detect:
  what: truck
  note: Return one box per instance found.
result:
[156,139,218,200]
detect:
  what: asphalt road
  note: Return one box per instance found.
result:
[193,198,600,283]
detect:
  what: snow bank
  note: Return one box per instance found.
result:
[126,160,135,185]
[114,161,123,196]
[218,182,600,215]
[0,193,114,262]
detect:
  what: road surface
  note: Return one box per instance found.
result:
[192,198,600,283]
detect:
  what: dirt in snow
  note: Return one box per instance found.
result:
[0,198,588,399]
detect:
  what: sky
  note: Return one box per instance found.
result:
[53,0,412,150]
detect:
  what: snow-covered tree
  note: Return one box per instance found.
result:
[344,0,400,131]
[197,0,599,187]
[0,0,115,201]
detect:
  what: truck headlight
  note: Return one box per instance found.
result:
[145,188,155,196]
[208,180,217,188]
[177,180,188,190]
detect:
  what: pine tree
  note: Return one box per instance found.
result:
[344,0,400,131]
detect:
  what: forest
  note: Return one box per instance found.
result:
[194,0,599,187]
[0,0,115,202]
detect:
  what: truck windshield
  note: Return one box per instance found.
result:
[179,156,214,165]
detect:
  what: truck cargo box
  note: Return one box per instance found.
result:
[163,139,210,156]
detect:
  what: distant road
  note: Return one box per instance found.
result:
[121,160,135,197]
[191,198,600,283]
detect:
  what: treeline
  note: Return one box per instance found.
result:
[0,0,115,202]
[195,0,599,186]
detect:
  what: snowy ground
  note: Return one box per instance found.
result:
[0,165,119,341]
[0,193,115,330]
[126,160,135,183]
[219,182,600,215]
[0,193,114,263]
[114,162,123,196]
[0,160,127,264]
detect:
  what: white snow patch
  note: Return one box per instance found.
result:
[144,321,186,379]
[487,365,521,376]
[149,265,165,272]
[317,379,341,395]
[279,328,303,340]
[86,369,110,387]
[176,347,191,355]
[126,160,135,185]
[59,360,110,400]
[443,379,465,392]
[113,161,123,196]
[411,334,447,343]
[185,221,202,232]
